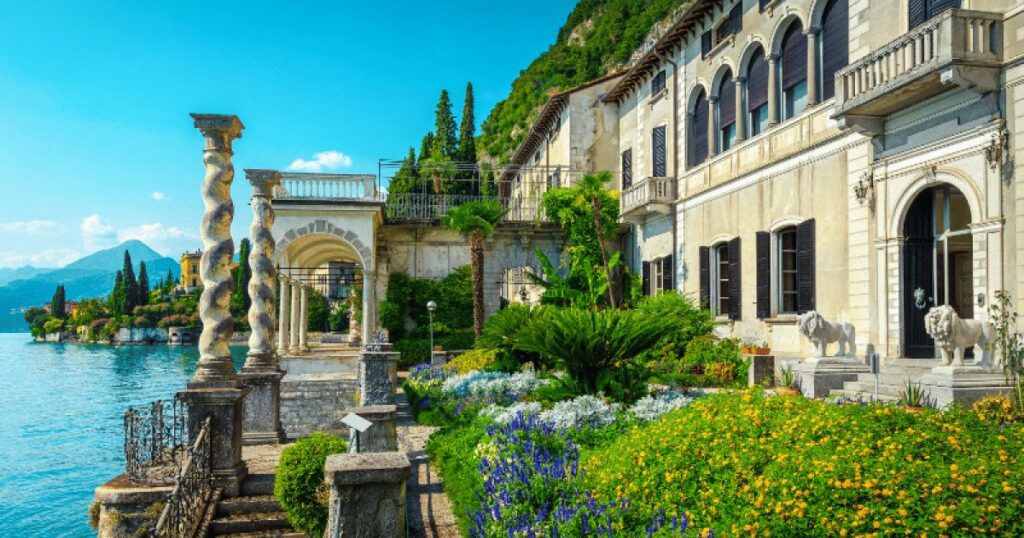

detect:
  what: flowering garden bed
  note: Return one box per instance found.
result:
[406,365,1024,537]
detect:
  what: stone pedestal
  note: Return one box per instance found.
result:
[347,405,398,453]
[918,365,1015,408]
[177,387,249,497]
[795,357,870,398]
[358,351,399,406]
[240,370,286,445]
[746,354,776,387]
[324,452,410,537]
[93,477,173,538]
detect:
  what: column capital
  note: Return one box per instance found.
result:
[805,26,822,36]
[190,114,243,153]
[245,169,282,197]
[767,53,780,63]
[708,95,720,104]
[734,76,746,85]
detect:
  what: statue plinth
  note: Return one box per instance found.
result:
[795,356,870,398]
[919,365,1015,408]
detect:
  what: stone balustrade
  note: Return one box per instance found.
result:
[274,172,378,200]
[620,176,676,220]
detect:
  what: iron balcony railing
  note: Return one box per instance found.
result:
[621,176,676,217]
[154,417,213,538]
[384,193,547,223]
[124,398,188,485]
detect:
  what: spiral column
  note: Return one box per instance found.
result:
[240,169,286,445]
[178,113,248,495]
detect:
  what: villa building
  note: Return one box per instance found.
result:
[179,250,202,291]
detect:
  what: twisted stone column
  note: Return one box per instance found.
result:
[179,113,248,495]
[299,285,310,352]
[277,274,291,355]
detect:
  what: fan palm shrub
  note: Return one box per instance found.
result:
[442,199,507,336]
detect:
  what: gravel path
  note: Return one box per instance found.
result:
[398,388,461,538]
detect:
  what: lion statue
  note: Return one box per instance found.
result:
[923,305,994,368]
[797,310,856,358]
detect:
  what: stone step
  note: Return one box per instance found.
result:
[216,532,306,538]
[216,495,282,517]
[240,474,275,496]
[829,389,902,402]
[208,512,292,535]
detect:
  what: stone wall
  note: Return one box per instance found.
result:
[280,375,359,440]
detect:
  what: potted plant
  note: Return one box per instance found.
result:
[753,341,771,355]
[898,380,931,413]
[774,366,800,397]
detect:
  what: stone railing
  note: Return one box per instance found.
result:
[621,176,676,218]
[834,9,1002,121]
[274,173,378,200]
[153,417,214,538]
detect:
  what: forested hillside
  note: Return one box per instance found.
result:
[479,0,695,161]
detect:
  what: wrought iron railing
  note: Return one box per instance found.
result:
[124,398,188,485]
[384,193,546,223]
[153,417,213,538]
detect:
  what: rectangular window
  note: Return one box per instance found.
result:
[651,70,667,96]
[652,125,667,177]
[749,104,769,136]
[621,149,633,189]
[783,80,807,120]
[652,260,664,295]
[720,123,737,152]
[712,243,731,316]
[778,228,798,313]
[701,31,712,58]
[715,3,743,46]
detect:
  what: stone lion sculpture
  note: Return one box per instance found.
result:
[923,305,994,367]
[797,310,856,357]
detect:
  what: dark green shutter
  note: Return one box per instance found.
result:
[642,260,651,296]
[796,219,816,313]
[728,237,742,321]
[621,149,633,188]
[653,125,667,177]
[756,231,771,318]
[662,254,674,293]
[699,247,710,309]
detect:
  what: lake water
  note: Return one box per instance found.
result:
[0,333,249,537]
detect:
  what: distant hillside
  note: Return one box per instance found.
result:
[0,266,46,287]
[479,0,694,161]
[0,241,179,332]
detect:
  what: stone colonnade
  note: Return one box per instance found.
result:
[277,273,312,355]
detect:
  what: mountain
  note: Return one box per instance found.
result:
[0,241,180,332]
[0,266,47,287]
[479,0,694,161]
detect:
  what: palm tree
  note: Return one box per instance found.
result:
[442,199,507,336]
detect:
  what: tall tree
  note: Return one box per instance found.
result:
[432,89,458,159]
[51,285,66,319]
[234,238,252,313]
[122,251,138,312]
[138,261,150,306]
[442,199,507,336]
[109,270,126,317]
[458,82,477,164]
[390,147,420,194]
[418,132,434,163]
[165,268,176,291]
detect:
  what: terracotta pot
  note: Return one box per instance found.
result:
[754,347,771,355]
[432,346,444,352]
[740,346,752,354]
[774,387,801,397]
[902,406,924,414]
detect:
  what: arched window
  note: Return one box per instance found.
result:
[746,47,769,136]
[780,21,807,120]
[688,89,709,168]
[909,0,960,30]
[718,71,737,152]
[820,0,849,100]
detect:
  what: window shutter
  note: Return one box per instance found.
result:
[821,0,849,101]
[728,3,743,35]
[719,73,736,128]
[747,48,769,111]
[621,149,633,188]
[689,90,709,168]
[662,254,674,292]
[908,0,927,29]
[728,237,742,321]
[756,231,771,318]
[701,31,712,58]
[642,260,651,296]
[796,219,816,313]
[759,0,772,12]
[699,246,710,309]
[781,22,807,91]
[653,125,667,177]
[652,70,667,95]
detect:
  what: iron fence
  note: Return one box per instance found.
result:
[384,192,546,223]
[124,397,188,485]
[153,417,213,538]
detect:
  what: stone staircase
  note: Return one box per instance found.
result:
[207,473,305,538]
[828,360,942,401]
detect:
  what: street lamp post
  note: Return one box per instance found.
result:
[426,300,437,364]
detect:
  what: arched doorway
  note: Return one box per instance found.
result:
[902,184,974,358]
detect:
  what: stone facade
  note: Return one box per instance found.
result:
[280,376,359,440]
[324,451,410,538]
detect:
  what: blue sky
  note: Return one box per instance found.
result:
[0,0,576,268]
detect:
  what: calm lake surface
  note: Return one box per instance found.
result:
[0,333,248,537]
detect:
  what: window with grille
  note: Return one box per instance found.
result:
[713,243,731,316]
[651,70,667,96]
[777,227,798,313]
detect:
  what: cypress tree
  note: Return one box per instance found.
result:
[166,268,175,290]
[390,147,419,194]
[51,285,66,319]
[458,82,476,164]
[109,271,126,317]
[418,132,434,162]
[138,261,150,306]
[431,89,458,159]
[122,251,138,312]
[235,238,252,312]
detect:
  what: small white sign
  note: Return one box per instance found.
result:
[341,413,373,433]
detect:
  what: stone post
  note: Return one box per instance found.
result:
[734,77,746,143]
[324,452,410,537]
[178,113,248,497]
[289,280,300,353]
[359,351,399,406]
[277,274,291,355]
[361,272,374,345]
[299,285,310,352]
[707,95,719,155]
[806,27,820,107]
[240,169,286,446]
[346,405,398,453]
[767,53,779,126]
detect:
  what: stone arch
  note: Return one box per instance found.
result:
[768,11,808,56]
[887,168,985,238]
[807,0,836,29]
[737,39,769,75]
[709,63,736,99]
[685,80,710,113]
[276,219,372,268]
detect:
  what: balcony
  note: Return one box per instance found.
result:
[273,173,380,201]
[833,9,1002,136]
[620,176,676,222]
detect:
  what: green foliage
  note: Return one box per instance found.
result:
[432,89,458,159]
[447,348,498,374]
[108,270,127,317]
[388,147,421,195]
[122,251,139,312]
[327,303,349,332]
[458,82,476,164]
[394,330,476,368]
[479,0,695,160]
[987,290,1024,415]
[50,285,66,319]
[231,238,251,315]
[305,288,330,332]
[899,381,933,408]
[476,304,544,371]
[137,261,150,307]
[380,267,473,341]
[418,132,434,162]
[43,317,64,334]
[425,418,490,533]
[442,199,506,239]
[274,432,348,538]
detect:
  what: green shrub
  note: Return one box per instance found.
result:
[394,330,476,368]
[274,432,348,537]
[636,292,714,360]
[426,418,490,533]
[447,348,498,374]
[476,304,544,371]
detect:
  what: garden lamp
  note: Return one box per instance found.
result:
[426,300,437,362]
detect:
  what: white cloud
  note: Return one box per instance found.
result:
[0,220,66,236]
[80,214,117,251]
[151,191,166,201]
[0,248,81,268]
[287,150,353,172]
[117,223,198,256]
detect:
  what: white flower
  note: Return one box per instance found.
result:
[628,390,700,422]
[480,401,543,424]
[539,395,620,430]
